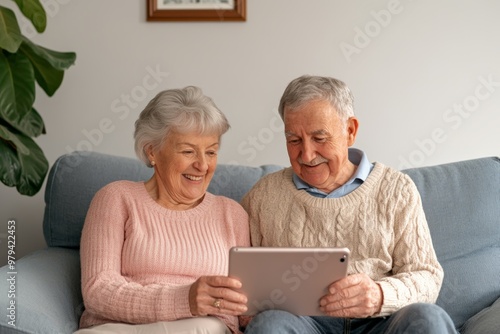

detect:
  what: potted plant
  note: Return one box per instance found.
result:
[0,0,76,196]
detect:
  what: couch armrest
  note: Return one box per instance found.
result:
[461,297,500,334]
[0,248,83,334]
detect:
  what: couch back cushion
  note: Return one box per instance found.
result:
[43,151,283,248]
[402,156,500,329]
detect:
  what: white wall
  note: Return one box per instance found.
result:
[1,0,499,265]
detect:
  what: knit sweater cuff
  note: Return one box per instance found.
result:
[376,281,403,317]
[159,284,193,320]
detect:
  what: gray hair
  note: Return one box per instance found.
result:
[278,75,355,124]
[134,86,230,167]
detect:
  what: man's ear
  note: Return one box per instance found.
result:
[346,117,359,147]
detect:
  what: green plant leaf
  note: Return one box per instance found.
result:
[0,51,36,134]
[12,0,47,33]
[21,37,76,69]
[0,135,21,187]
[17,107,46,137]
[0,4,75,196]
[19,37,76,96]
[14,130,48,195]
[0,123,48,195]
[0,123,30,155]
[0,6,23,52]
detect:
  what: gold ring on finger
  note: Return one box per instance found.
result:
[213,298,222,309]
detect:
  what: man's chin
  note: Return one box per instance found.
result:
[300,171,328,186]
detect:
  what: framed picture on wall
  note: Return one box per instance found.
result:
[147,0,246,22]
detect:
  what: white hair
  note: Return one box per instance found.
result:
[134,86,230,167]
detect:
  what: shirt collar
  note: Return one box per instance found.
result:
[293,148,372,193]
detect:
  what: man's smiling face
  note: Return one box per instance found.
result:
[284,99,358,193]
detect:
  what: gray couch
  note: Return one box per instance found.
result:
[0,151,498,333]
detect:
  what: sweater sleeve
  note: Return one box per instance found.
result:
[233,207,251,247]
[80,183,193,325]
[375,174,444,316]
[241,186,263,247]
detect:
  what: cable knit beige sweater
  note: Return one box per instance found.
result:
[241,163,444,316]
[79,181,250,333]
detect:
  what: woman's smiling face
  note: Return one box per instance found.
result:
[148,130,220,209]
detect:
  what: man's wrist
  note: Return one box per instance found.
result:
[373,283,384,315]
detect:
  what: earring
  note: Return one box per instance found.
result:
[150,161,156,166]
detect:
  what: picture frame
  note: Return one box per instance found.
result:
[147,0,246,22]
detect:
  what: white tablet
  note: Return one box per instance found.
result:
[228,247,350,316]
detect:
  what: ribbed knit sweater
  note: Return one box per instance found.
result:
[241,163,444,316]
[79,181,250,333]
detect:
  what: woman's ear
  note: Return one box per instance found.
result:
[145,144,155,164]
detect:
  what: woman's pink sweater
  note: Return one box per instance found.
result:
[79,181,250,333]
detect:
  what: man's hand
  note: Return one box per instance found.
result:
[189,276,248,316]
[319,273,383,318]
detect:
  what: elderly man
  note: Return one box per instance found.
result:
[241,75,456,334]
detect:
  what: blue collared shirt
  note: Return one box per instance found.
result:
[292,148,374,198]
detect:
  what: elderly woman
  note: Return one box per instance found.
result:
[76,86,249,334]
